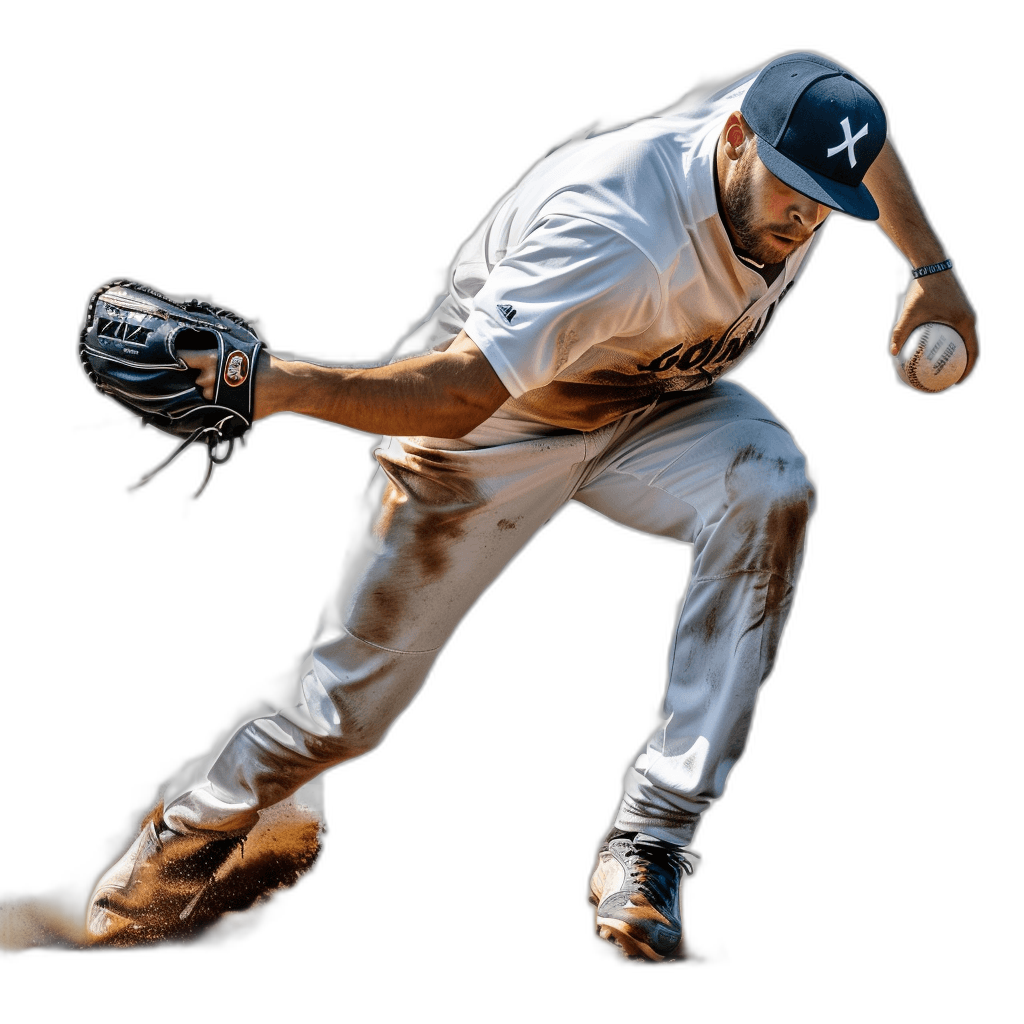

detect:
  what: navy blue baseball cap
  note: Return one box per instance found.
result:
[740,52,887,220]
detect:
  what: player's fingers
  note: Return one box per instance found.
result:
[888,281,922,356]
[178,349,217,400]
[889,312,912,356]
[889,272,978,383]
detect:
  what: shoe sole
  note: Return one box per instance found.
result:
[590,888,683,961]
[595,917,667,960]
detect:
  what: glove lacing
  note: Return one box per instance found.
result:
[130,417,236,497]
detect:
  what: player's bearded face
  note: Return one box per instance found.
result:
[723,140,829,264]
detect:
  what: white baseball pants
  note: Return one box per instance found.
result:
[162,381,814,848]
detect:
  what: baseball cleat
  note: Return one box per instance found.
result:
[589,830,694,960]
[86,809,245,942]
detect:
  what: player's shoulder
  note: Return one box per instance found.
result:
[506,69,758,269]
[513,128,691,257]
[549,69,756,201]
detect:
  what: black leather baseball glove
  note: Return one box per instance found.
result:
[80,279,264,494]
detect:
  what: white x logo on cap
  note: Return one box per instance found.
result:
[827,117,869,168]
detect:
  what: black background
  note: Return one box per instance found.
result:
[2,24,991,1007]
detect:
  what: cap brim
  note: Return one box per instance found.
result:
[757,140,879,221]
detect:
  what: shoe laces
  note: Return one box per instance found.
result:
[618,836,693,907]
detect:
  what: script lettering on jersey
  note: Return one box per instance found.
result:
[638,285,791,380]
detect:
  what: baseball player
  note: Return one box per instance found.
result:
[84,52,977,959]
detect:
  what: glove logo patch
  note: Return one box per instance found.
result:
[223,351,250,387]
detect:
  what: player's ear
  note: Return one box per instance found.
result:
[721,112,751,162]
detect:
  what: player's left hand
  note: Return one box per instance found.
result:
[889,271,979,382]
[179,349,218,400]
[181,348,274,419]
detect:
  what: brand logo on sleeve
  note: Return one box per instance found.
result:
[497,303,517,324]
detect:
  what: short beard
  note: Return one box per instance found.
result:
[722,141,799,266]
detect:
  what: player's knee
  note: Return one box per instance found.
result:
[725,440,813,516]
[721,443,814,579]
[765,456,814,539]
[759,455,814,579]
[777,455,815,520]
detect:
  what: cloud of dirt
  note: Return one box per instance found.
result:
[0,797,322,951]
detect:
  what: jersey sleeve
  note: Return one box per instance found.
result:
[462,216,662,397]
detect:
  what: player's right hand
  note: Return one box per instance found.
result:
[889,271,978,382]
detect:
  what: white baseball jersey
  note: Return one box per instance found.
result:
[399,73,821,446]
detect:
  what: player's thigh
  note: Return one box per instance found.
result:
[573,382,813,541]
[338,432,588,653]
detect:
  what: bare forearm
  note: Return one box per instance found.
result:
[253,335,510,438]
[864,141,946,267]
[863,140,979,378]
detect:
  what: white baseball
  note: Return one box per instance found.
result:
[895,322,968,392]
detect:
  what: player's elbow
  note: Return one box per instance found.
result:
[403,347,510,438]
[429,398,502,439]
[434,380,510,438]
